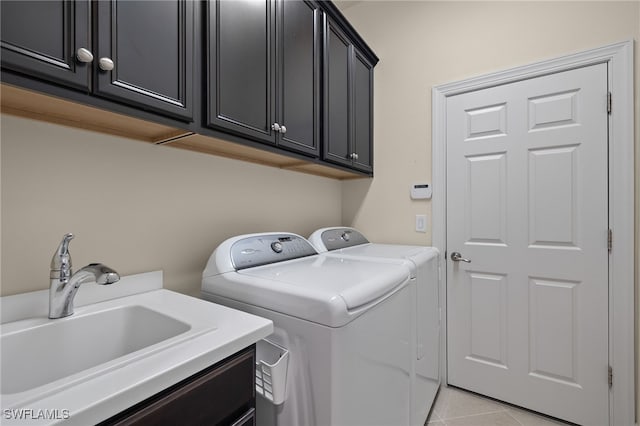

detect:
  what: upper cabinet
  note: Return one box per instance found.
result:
[94,1,194,120]
[207,0,321,157]
[0,0,91,90]
[323,15,374,174]
[352,49,375,172]
[0,0,194,121]
[277,0,322,157]
[1,0,377,177]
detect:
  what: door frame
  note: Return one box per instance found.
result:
[432,40,635,425]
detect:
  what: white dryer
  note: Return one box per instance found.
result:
[201,232,413,426]
[309,227,440,426]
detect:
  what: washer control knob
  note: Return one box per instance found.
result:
[341,232,350,242]
[271,241,284,253]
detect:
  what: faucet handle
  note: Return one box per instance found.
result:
[50,233,74,281]
[57,233,74,255]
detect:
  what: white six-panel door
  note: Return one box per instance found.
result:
[446,63,609,425]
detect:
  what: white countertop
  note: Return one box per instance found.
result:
[0,272,273,425]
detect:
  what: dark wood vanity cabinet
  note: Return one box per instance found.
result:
[99,345,256,426]
[323,15,374,174]
[0,0,194,121]
[207,0,322,157]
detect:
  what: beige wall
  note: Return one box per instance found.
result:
[0,114,342,296]
[341,1,639,245]
[340,0,639,419]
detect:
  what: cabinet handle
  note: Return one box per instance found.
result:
[280,125,287,134]
[76,48,94,63]
[350,153,359,160]
[98,57,115,71]
[271,123,281,132]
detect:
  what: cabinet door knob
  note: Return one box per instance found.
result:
[271,123,281,132]
[76,48,94,63]
[350,153,359,160]
[98,57,115,71]
[280,125,287,134]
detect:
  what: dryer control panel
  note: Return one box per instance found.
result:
[320,228,369,251]
[230,234,317,270]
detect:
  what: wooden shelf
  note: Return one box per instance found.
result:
[167,134,360,179]
[0,83,366,180]
[0,84,190,143]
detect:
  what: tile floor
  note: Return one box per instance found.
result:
[425,386,573,426]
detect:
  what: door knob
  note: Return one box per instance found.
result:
[280,125,287,134]
[76,48,94,63]
[98,57,114,71]
[271,123,281,132]
[451,252,471,263]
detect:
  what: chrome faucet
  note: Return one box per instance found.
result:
[49,233,120,319]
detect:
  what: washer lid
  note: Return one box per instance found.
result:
[238,255,410,310]
[202,232,413,326]
[335,243,439,262]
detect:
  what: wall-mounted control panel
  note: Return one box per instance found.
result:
[410,183,432,200]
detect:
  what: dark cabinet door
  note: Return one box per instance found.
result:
[323,17,352,168]
[352,49,373,173]
[276,0,321,157]
[208,0,276,144]
[323,16,374,173]
[95,0,193,121]
[100,346,256,426]
[0,0,91,90]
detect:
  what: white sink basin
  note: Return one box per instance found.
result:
[1,305,190,394]
[0,285,272,426]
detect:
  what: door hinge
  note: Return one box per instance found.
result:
[607,92,612,114]
[608,229,613,252]
[608,365,613,388]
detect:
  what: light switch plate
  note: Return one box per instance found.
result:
[415,214,427,233]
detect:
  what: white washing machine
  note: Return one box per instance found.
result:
[201,232,414,426]
[309,227,440,426]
